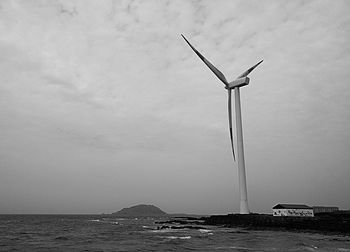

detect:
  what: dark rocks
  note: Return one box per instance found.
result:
[156,216,205,226]
[55,236,69,240]
[157,225,206,230]
[203,212,350,234]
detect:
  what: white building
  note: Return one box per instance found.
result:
[272,204,314,217]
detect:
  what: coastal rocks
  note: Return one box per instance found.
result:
[156,225,206,230]
[203,212,350,234]
[156,217,204,226]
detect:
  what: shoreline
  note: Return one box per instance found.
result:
[159,212,350,236]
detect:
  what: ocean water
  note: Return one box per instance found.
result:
[0,215,349,251]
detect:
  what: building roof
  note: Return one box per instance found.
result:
[273,204,312,209]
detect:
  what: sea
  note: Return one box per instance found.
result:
[1,215,349,252]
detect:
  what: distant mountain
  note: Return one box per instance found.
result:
[112,204,167,217]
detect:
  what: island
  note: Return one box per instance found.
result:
[111,204,167,217]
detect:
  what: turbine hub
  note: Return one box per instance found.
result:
[226,77,250,89]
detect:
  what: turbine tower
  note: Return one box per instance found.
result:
[182,34,262,214]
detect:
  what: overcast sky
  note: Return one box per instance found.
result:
[0,0,349,214]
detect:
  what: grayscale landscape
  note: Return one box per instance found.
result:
[0,0,349,251]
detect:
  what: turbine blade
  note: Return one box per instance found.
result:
[228,89,235,161]
[181,34,228,86]
[237,60,263,78]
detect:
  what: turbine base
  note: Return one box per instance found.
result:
[240,201,250,214]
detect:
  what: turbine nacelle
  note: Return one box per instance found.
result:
[226,77,250,89]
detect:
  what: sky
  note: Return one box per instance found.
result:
[0,0,349,215]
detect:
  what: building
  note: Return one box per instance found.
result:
[272,204,314,217]
[313,206,339,214]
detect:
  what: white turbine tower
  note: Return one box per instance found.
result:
[182,34,263,214]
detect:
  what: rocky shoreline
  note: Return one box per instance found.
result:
[160,211,350,235]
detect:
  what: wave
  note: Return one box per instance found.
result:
[149,229,178,233]
[295,242,318,251]
[142,225,155,229]
[199,229,212,233]
[164,236,191,240]
[199,229,213,235]
[214,246,265,251]
[88,219,118,225]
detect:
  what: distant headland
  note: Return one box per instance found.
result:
[111,204,167,217]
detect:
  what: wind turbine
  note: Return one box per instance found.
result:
[181,34,263,214]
